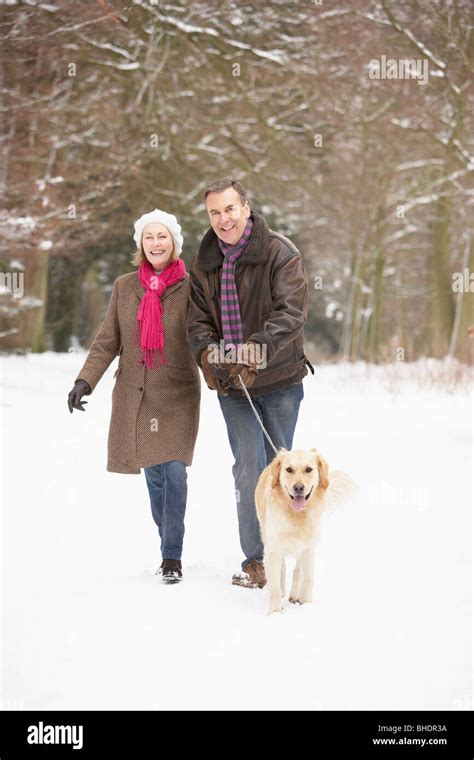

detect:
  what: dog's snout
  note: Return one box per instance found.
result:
[293,482,305,495]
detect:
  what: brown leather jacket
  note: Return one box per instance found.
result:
[187,211,313,397]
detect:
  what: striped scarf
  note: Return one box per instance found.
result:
[217,216,253,350]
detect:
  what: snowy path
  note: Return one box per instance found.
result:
[1,354,471,710]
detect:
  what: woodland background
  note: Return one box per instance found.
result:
[1,0,473,363]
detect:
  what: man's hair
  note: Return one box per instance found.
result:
[204,177,249,205]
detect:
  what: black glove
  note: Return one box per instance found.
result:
[68,379,91,413]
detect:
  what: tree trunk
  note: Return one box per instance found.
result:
[431,197,455,357]
[14,250,49,352]
[449,233,473,363]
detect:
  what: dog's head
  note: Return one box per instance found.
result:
[270,448,329,512]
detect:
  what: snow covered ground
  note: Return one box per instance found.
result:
[1,353,472,711]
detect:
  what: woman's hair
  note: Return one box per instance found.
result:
[130,238,177,267]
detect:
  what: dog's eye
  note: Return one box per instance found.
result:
[285,467,293,473]
[305,467,313,473]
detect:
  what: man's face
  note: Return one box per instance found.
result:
[205,187,250,246]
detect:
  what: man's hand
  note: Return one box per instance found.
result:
[200,348,230,395]
[227,363,257,388]
[68,379,91,413]
[226,342,259,389]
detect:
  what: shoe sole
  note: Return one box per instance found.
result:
[231,577,265,589]
[162,576,183,585]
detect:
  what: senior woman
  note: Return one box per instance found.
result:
[67,209,200,584]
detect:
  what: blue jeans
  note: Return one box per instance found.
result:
[144,461,188,561]
[218,382,304,569]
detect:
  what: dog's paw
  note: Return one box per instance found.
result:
[289,596,301,605]
[268,601,284,615]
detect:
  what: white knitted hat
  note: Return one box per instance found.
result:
[133,209,183,256]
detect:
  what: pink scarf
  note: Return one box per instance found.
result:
[135,258,186,368]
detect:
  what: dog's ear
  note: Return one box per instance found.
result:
[317,454,329,490]
[270,449,286,489]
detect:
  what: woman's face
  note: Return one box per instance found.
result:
[141,223,174,271]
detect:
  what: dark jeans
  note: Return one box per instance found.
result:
[218,381,304,569]
[144,460,187,561]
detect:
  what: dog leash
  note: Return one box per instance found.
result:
[237,373,279,456]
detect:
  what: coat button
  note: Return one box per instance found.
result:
[138,386,143,392]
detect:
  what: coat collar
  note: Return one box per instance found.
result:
[132,272,186,300]
[196,210,270,271]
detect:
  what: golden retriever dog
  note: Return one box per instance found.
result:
[255,448,355,615]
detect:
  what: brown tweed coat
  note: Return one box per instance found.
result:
[75,271,201,474]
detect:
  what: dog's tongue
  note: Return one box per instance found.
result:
[292,494,306,511]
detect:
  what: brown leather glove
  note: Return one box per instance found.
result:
[200,347,230,395]
[226,342,259,389]
[227,363,257,389]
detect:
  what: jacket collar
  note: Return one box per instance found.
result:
[196,210,269,271]
[132,272,186,300]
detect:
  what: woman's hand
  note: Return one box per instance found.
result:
[68,379,91,413]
